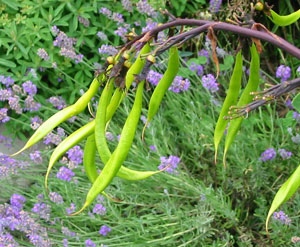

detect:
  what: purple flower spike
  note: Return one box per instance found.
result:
[99,225,111,236]
[56,166,75,182]
[158,155,181,174]
[273,211,291,225]
[0,108,10,123]
[276,65,291,81]
[278,148,292,160]
[209,0,222,13]
[85,238,96,247]
[260,148,276,162]
[201,74,219,93]
[10,194,26,209]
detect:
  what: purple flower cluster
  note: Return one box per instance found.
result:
[209,0,222,13]
[30,116,43,129]
[136,0,158,17]
[0,154,30,178]
[142,18,158,32]
[48,96,67,110]
[105,132,115,141]
[260,148,276,161]
[114,26,129,41]
[31,201,51,221]
[30,150,43,164]
[22,80,37,96]
[189,62,204,76]
[122,0,133,12]
[98,44,118,56]
[93,204,106,215]
[99,225,111,236]
[158,155,181,174]
[292,111,300,122]
[0,108,10,123]
[85,239,96,247]
[24,95,41,111]
[61,226,76,237]
[201,74,219,93]
[276,65,291,82]
[78,16,90,27]
[273,211,291,225]
[147,70,190,93]
[52,26,83,63]
[0,194,52,246]
[43,131,62,145]
[66,145,83,166]
[278,148,292,160]
[198,49,210,64]
[66,203,76,214]
[37,48,50,61]
[56,166,75,182]
[97,31,107,40]
[0,75,14,87]
[169,76,190,93]
[49,192,64,205]
[99,7,124,24]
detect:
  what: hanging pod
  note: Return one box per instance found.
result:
[70,80,145,216]
[223,44,260,164]
[142,46,180,139]
[214,50,243,165]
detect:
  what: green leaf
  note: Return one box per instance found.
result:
[1,0,19,10]
[70,14,78,33]
[54,3,65,17]
[292,93,300,112]
[266,164,300,231]
[0,58,16,68]
[219,56,234,71]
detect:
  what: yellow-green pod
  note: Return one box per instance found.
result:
[142,47,180,138]
[223,44,260,163]
[11,75,104,156]
[268,9,300,26]
[105,88,123,122]
[214,50,243,164]
[83,134,98,183]
[125,43,151,90]
[70,80,145,216]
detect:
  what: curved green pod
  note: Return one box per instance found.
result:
[223,44,260,163]
[214,50,243,164]
[11,75,104,157]
[71,80,145,215]
[268,9,300,26]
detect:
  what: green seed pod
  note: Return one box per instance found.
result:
[268,9,300,26]
[146,54,156,64]
[214,50,243,165]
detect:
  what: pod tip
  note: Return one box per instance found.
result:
[141,121,149,141]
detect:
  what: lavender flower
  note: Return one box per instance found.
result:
[0,154,30,178]
[92,204,106,215]
[63,238,68,247]
[158,155,181,174]
[0,88,13,101]
[99,7,112,17]
[147,70,163,86]
[169,76,190,93]
[85,239,96,247]
[66,203,76,214]
[149,145,157,152]
[0,108,10,123]
[61,226,76,237]
[51,25,60,35]
[276,65,291,81]
[99,225,111,236]
[66,145,83,165]
[278,148,292,160]
[136,0,158,17]
[22,80,37,95]
[0,75,14,87]
[122,0,133,12]
[292,134,300,144]
[30,116,43,130]
[285,99,294,110]
[48,96,67,110]
[142,18,158,32]
[49,192,64,205]
[43,132,62,145]
[292,111,300,122]
[112,12,124,24]
[291,236,300,244]
[273,211,291,225]
[8,95,22,114]
[37,48,50,60]
[260,148,276,162]
[31,202,51,221]
[209,0,222,13]
[105,132,115,141]
[30,150,43,164]
[297,66,300,75]
[97,31,107,40]
[98,44,118,56]
[10,194,26,209]
[78,16,90,27]
[24,96,41,111]
[0,134,12,147]
[114,26,128,41]
[201,74,219,93]
[12,84,23,95]
[56,166,75,182]
[189,62,204,76]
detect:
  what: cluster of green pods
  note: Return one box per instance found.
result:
[12,41,180,215]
